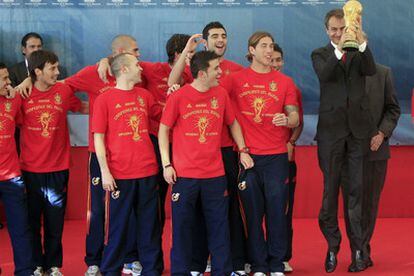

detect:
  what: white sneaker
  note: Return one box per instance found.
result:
[270,272,285,276]
[84,265,101,276]
[190,272,203,276]
[47,267,63,276]
[231,271,248,275]
[33,267,44,276]
[253,273,266,276]
[131,261,143,276]
[283,261,293,272]
[204,260,211,273]
[244,263,251,273]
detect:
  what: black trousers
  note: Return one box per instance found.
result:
[23,170,69,270]
[343,159,387,259]
[317,135,368,254]
[284,161,297,262]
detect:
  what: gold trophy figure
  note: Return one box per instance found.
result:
[343,0,363,51]
[128,115,141,141]
[39,112,52,137]
[197,116,209,143]
[252,97,266,123]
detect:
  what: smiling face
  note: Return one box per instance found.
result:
[22,37,43,58]
[0,68,11,96]
[206,28,228,57]
[326,16,346,45]
[249,36,274,67]
[35,62,60,88]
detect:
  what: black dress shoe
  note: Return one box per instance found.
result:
[348,250,368,272]
[325,251,337,273]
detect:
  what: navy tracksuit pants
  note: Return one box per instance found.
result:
[22,170,68,270]
[238,153,289,273]
[0,176,34,276]
[171,176,231,276]
[100,175,162,276]
[85,153,138,267]
[284,161,297,262]
[191,147,247,272]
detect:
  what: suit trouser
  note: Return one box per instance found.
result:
[317,135,368,254]
[343,159,387,258]
[0,176,34,276]
[171,176,231,276]
[22,170,68,270]
[191,147,247,272]
[85,153,138,267]
[284,161,297,262]
[238,153,289,273]
[100,175,162,276]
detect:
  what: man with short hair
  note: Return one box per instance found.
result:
[221,31,299,276]
[168,22,248,275]
[311,8,376,273]
[21,50,82,276]
[64,34,143,276]
[9,32,43,87]
[0,62,34,276]
[93,53,163,276]
[270,43,304,273]
[159,50,254,275]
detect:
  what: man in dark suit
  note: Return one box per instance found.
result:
[343,63,400,268]
[9,32,43,87]
[311,9,376,273]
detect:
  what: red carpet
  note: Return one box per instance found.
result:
[1,218,414,275]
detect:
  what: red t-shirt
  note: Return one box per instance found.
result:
[140,61,192,136]
[92,87,160,179]
[221,67,298,155]
[65,65,116,152]
[20,83,80,172]
[0,95,22,181]
[161,84,236,179]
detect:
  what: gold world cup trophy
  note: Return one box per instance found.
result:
[342,0,363,51]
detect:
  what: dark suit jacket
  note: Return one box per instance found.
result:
[312,43,377,141]
[366,64,401,161]
[9,61,29,87]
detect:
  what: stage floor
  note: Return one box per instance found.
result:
[1,218,413,275]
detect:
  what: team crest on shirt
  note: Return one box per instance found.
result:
[269,81,278,92]
[137,96,145,107]
[172,193,180,202]
[238,181,247,191]
[210,97,219,110]
[111,190,120,199]
[4,101,12,112]
[91,177,100,186]
[54,93,62,105]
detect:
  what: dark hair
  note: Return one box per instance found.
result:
[21,32,43,48]
[28,50,59,83]
[202,21,227,41]
[273,43,284,58]
[0,62,7,70]
[190,51,220,79]
[166,34,191,65]
[324,9,344,29]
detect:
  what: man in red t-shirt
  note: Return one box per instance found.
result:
[0,63,34,276]
[93,53,163,276]
[167,22,248,275]
[21,50,81,276]
[270,43,304,273]
[159,51,253,275]
[221,32,299,276]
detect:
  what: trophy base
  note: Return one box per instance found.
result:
[343,41,359,52]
